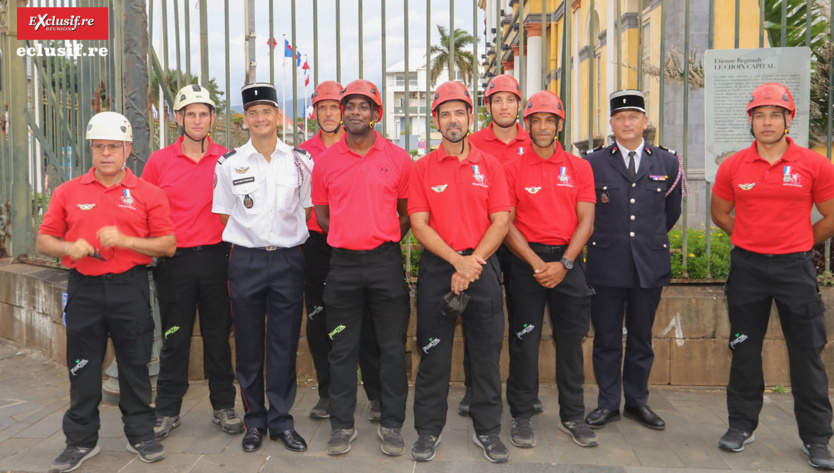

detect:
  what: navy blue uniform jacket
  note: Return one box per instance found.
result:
[584,144,683,289]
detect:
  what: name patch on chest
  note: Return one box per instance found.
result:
[233,177,255,186]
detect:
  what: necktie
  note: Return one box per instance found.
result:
[628,151,636,180]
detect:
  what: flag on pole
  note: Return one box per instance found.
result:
[284,39,301,66]
[302,56,310,87]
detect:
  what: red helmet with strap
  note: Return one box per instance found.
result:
[523,90,565,120]
[431,81,473,116]
[747,82,795,119]
[340,79,383,118]
[312,80,342,106]
[485,74,521,99]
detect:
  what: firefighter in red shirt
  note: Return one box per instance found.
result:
[409,81,511,463]
[299,80,382,422]
[504,91,596,449]
[712,82,834,470]
[38,112,176,472]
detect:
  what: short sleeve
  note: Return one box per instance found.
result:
[212,161,236,214]
[575,159,596,204]
[813,156,834,204]
[487,159,511,214]
[712,157,735,202]
[39,184,68,237]
[397,153,413,199]
[503,160,519,207]
[141,152,161,186]
[311,153,329,206]
[407,159,429,215]
[145,187,176,237]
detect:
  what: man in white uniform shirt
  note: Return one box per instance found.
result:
[212,82,312,454]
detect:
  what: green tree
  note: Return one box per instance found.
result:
[152,71,226,115]
[764,0,832,147]
[429,26,476,87]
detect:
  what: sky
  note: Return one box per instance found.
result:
[149,0,487,110]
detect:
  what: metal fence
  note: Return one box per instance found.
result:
[0,0,832,282]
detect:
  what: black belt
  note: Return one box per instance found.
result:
[735,246,812,259]
[71,265,146,283]
[332,241,398,255]
[174,242,228,256]
[456,249,475,255]
[528,243,568,255]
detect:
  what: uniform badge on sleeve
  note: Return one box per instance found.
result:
[243,194,253,209]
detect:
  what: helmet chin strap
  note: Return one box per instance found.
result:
[319,117,343,134]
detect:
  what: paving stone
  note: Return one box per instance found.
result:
[118,451,202,472]
[665,433,731,470]
[631,445,686,468]
[13,411,62,439]
[189,453,267,472]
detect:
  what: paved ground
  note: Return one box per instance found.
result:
[0,338,826,473]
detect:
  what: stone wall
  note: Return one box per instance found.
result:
[3,259,834,387]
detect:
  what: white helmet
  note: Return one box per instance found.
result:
[85,111,133,142]
[174,84,216,112]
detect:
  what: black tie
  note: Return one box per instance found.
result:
[628,151,636,180]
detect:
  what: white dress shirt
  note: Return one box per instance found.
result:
[617,138,645,173]
[212,138,313,248]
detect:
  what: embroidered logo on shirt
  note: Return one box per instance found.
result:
[525,187,542,194]
[431,184,448,193]
[119,189,136,210]
[738,183,756,191]
[77,203,95,210]
[234,166,249,174]
[472,165,489,188]
[557,167,574,187]
[784,172,803,188]
[243,194,254,209]
[377,163,391,179]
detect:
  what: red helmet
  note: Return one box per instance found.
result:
[747,82,795,119]
[340,79,383,118]
[431,81,473,116]
[485,74,521,99]
[312,80,342,106]
[523,90,565,120]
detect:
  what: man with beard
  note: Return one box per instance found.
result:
[464,74,542,417]
[408,81,511,463]
[300,80,382,422]
[212,83,311,454]
[311,79,412,457]
[144,84,242,441]
[504,90,596,450]
[712,82,834,470]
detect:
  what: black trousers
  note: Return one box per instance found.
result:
[725,247,833,444]
[324,242,410,430]
[154,243,236,416]
[462,244,513,388]
[414,251,504,436]
[506,250,592,421]
[302,230,382,401]
[591,280,663,411]
[63,266,155,447]
[228,245,304,434]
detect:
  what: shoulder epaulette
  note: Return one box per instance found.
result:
[584,145,604,156]
[657,144,679,156]
[218,149,236,165]
[293,147,312,160]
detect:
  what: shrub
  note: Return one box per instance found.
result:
[669,227,731,280]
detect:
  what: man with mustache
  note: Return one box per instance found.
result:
[409,81,511,463]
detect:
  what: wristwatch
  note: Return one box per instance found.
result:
[560,257,574,270]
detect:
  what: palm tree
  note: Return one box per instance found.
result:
[429,26,476,87]
[151,71,226,115]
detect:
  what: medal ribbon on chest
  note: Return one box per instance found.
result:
[472,164,484,184]
[783,165,792,183]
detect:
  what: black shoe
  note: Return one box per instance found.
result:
[50,445,100,472]
[241,428,266,453]
[718,427,755,452]
[458,387,472,416]
[270,429,307,452]
[368,399,382,422]
[309,397,330,419]
[533,398,544,414]
[410,434,441,462]
[803,443,834,470]
[585,407,620,429]
[472,432,510,463]
[623,405,665,430]
[126,439,166,463]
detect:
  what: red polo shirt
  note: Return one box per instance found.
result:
[311,131,412,250]
[39,168,175,275]
[408,146,511,251]
[142,136,227,248]
[299,132,329,234]
[505,143,596,245]
[712,137,834,254]
[468,122,531,165]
